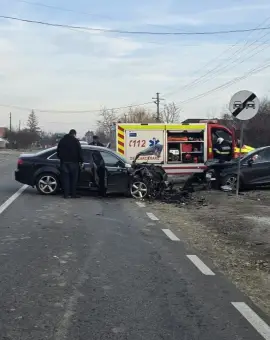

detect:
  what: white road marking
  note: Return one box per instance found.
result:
[0,185,28,215]
[232,302,270,340]
[162,229,180,241]
[136,202,146,208]
[186,255,215,275]
[146,212,159,221]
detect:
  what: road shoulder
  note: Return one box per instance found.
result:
[147,190,270,317]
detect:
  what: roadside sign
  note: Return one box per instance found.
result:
[229,90,260,197]
[229,90,259,120]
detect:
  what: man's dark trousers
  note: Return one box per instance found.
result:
[61,162,79,197]
[97,167,106,196]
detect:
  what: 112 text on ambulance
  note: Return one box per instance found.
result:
[129,140,146,147]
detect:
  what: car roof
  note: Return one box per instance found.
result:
[36,145,120,157]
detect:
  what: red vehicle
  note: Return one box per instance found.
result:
[116,121,236,176]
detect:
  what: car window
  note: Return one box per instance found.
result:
[212,129,232,143]
[252,149,270,163]
[100,151,124,167]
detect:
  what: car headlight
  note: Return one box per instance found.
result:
[205,172,212,179]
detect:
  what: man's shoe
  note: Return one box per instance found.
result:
[71,195,81,198]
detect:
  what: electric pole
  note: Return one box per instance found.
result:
[9,112,12,131]
[152,92,164,122]
[19,120,21,131]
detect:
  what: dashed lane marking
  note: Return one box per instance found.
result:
[232,302,270,340]
[136,202,146,208]
[162,229,180,241]
[146,212,159,221]
[0,185,28,215]
[186,255,215,275]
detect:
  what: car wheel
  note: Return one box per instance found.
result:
[130,178,148,199]
[221,174,239,190]
[36,173,59,195]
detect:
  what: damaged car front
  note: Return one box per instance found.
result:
[129,144,170,199]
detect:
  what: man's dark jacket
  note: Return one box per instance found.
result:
[57,134,83,163]
[213,140,232,162]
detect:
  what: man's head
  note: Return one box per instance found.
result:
[93,135,99,141]
[69,129,77,137]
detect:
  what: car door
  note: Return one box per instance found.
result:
[98,150,129,193]
[242,148,270,185]
[78,149,96,189]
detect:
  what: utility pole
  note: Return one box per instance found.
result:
[9,112,12,131]
[19,120,21,131]
[152,92,164,122]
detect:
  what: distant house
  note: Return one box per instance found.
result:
[0,137,7,148]
[0,127,7,138]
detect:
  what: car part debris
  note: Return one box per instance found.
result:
[130,145,169,199]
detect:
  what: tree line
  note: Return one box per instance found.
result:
[4,97,270,149]
[5,110,64,149]
[91,98,270,148]
[85,102,181,144]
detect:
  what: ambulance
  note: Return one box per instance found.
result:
[116,121,254,176]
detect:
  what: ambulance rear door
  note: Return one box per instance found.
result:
[125,125,165,164]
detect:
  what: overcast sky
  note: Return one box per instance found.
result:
[0,0,270,136]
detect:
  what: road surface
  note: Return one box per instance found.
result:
[0,153,269,339]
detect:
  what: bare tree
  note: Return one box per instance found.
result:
[96,107,118,143]
[161,102,180,123]
[119,107,156,123]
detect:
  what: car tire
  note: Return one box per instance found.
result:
[35,172,60,195]
[130,177,149,199]
[221,174,239,190]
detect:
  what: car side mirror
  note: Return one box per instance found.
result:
[247,159,253,166]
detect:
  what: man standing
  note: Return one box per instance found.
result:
[89,135,104,147]
[57,129,83,198]
[213,137,232,163]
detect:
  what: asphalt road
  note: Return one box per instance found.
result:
[0,152,22,206]
[0,153,269,339]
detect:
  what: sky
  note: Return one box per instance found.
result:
[0,0,270,136]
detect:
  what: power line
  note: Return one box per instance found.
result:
[174,32,270,95]
[175,60,270,106]
[12,0,113,20]
[0,101,154,114]
[1,15,270,36]
[163,16,270,97]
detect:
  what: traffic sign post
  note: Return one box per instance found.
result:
[229,90,260,196]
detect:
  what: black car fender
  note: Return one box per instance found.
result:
[34,166,61,182]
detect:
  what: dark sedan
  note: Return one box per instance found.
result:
[15,145,133,195]
[206,146,270,189]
